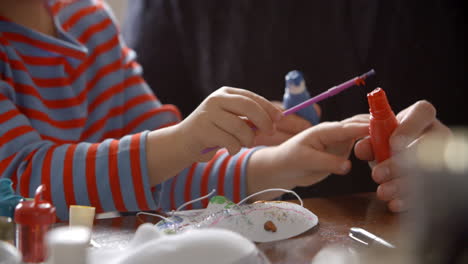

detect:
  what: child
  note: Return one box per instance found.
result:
[0,0,369,220]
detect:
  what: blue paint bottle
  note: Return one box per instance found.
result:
[283,70,320,125]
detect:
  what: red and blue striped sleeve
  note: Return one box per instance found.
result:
[0,81,159,221]
[157,147,264,211]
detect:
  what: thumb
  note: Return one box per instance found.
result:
[354,136,375,161]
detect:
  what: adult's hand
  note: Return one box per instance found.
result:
[354,100,451,212]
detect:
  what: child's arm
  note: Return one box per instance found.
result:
[245,115,370,200]
[145,86,282,186]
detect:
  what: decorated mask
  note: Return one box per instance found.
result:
[155,195,318,242]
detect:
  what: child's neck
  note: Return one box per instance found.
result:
[0,0,56,37]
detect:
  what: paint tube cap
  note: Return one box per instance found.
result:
[367,87,393,119]
[69,205,95,229]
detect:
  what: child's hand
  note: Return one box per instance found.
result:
[254,101,320,146]
[247,115,369,197]
[178,87,283,162]
[254,113,311,146]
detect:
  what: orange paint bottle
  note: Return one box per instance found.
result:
[367,88,399,163]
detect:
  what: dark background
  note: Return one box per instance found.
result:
[123,0,467,197]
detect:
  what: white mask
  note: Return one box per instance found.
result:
[155,189,318,243]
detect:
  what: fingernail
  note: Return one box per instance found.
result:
[383,184,396,197]
[391,135,410,153]
[391,200,405,212]
[395,200,404,208]
[340,162,350,174]
[373,166,390,183]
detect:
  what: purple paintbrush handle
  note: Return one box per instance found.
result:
[201,146,220,154]
[283,69,375,116]
[202,69,375,153]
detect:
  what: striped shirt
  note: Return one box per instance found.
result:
[0,0,256,220]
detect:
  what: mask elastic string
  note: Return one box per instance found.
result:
[136,212,174,224]
[138,190,217,224]
[236,188,303,207]
[172,189,217,214]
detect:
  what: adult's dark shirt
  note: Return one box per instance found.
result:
[123,0,467,197]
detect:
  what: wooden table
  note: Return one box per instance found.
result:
[91,192,399,264]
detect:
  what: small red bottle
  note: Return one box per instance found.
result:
[15,185,56,263]
[367,88,399,163]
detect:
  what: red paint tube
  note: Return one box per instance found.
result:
[367,88,399,163]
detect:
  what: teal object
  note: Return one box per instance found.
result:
[0,179,23,218]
